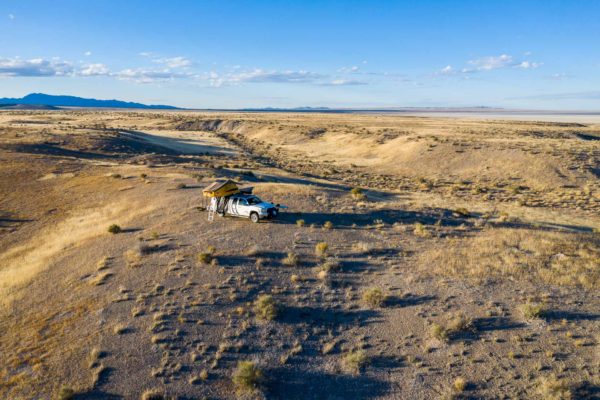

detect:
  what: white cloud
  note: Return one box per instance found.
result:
[0,57,73,77]
[84,51,92,57]
[338,66,360,73]
[322,79,367,86]
[438,54,542,76]
[116,68,192,84]
[153,56,192,68]
[79,63,109,76]
[468,54,515,71]
[208,69,323,87]
[517,61,541,69]
[440,65,454,74]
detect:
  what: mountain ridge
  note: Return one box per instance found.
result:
[0,93,179,109]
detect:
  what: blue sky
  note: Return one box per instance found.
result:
[1,0,599,109]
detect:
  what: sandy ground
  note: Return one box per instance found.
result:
[0,110,598,400]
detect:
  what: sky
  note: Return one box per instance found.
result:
[1,0,599,109]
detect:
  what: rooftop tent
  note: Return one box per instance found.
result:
[202,179,239,198]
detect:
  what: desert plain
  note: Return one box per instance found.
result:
[0,110,598,399]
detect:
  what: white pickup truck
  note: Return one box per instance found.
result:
[220,193,282,223]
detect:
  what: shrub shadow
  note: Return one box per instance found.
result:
[280,306,382,327]
[266,368,391,399]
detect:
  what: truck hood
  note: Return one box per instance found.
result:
[253,201,277,210]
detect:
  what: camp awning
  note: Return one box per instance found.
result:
[202,179,239,197]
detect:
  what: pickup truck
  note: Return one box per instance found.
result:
[221,194,281,223]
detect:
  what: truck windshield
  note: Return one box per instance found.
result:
[247,196,262,205]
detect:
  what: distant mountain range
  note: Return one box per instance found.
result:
[0,93,179,109]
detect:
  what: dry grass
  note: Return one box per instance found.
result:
[341,350,368,374]
[351,187,366,200]
[353,242,374,255]
[413,222,430,238]
[57,386,76,400]
[253,295,279,320]
[89,272,113,286]
[0,201,155,307]
[315,242,329,257]
[141,388,166,400]
[196,252,213,264]
[282,252,299,266]
[453,377,467,392]
[537,375,572,400]
[232,360,263,393]
[520,302,547,319]
[362,287,386,308]
[431,313,473,341]
[420,228,600,288]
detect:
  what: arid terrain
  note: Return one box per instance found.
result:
[0,110,598,399]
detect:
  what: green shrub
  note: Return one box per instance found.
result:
[108,224,122,234]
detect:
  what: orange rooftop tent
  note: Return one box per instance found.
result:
[202,179,240,198]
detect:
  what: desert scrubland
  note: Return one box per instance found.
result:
[0,110,598,399]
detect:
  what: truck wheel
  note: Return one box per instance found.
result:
[250,212,260,223]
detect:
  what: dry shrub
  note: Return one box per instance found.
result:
[141,388,166,400]
[232,360,263,393]
[362,287,386,308]
[413,222,430,238]
[453,377,467,392]
[253,295,279,320]
[538,375,572,400]
[321,258,341,272]
[351,187,366,200]
[521,302,546,319]
[341,350,368,374]
[315,242,329,257]
[282,252,299,266]
[419,228,599,288]
[58,386,76,400]
[352,241,372,253]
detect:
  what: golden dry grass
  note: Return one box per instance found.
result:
[419,227,599,288]
[0,201,156,307]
